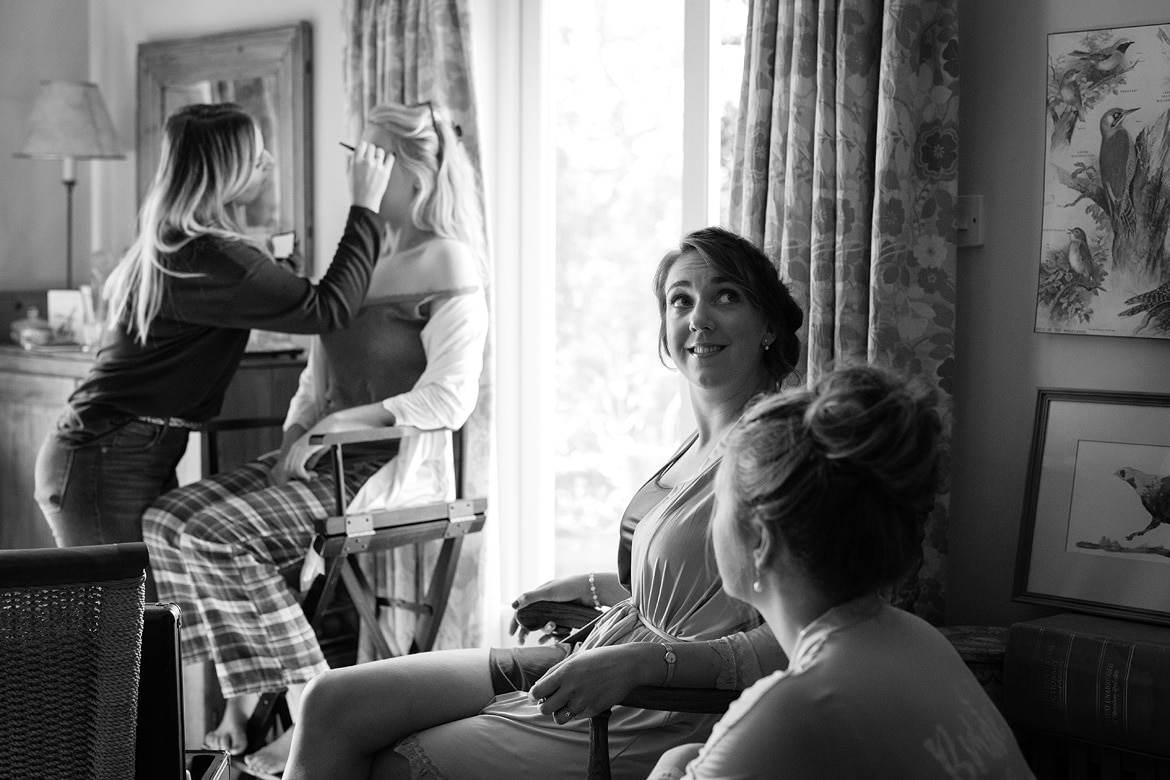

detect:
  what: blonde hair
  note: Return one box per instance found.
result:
[105,103,268,343]
[365,102,488,284]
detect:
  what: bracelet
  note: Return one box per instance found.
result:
[662,641,677,685]
[588,571,602,610]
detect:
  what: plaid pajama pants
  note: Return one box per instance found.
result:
[142,451,389,698]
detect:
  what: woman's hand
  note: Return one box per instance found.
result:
[529,644,658,725]
[348,141,394,212]
[269,424,307,487]
[508,574,594,644]
[274,404,397,486]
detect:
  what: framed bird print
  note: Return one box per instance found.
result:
[1015,388,1170,625]
[1036,22,1170,339]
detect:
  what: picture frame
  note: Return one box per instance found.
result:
[1035,21,1170,340]
[137,23,313,269]
[1014,388,1170,625]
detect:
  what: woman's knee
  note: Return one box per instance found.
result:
[300,668,362,733]
[178,506,232,549]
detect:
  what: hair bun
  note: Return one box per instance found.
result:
[804,365,940,506]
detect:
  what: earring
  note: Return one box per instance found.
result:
[762,339,771,351]
[752,562,764,592]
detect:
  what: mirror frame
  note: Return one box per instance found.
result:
[137,23,313,267]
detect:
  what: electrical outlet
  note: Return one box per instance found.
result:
[956,195,984,248]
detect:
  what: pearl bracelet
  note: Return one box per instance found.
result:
[588,571,602,610]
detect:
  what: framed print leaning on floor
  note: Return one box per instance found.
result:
[1036,21,1170,339]
[1014,388,1170,626]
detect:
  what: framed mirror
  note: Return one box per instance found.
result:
[137,23,313,267]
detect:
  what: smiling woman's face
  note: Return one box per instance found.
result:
[663,251,772,394]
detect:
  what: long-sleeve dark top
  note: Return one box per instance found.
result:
[62,207,383,437]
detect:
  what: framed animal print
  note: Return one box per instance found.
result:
[1037,22,1170,339]
[1014,388,1170,625]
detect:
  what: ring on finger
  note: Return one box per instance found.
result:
[555,706,574,724]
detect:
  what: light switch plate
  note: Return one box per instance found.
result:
[956,195,984,247]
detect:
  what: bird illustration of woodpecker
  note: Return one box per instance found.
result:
[1072,38,1134,77]
[1099,107,1139,229]
[1119,279,1170,328]
[1115,467,1170,541]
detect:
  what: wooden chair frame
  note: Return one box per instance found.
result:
[238,425,487,760]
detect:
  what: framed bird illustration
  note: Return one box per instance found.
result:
[1015,388,1170,626]
[1037,22,1170,340]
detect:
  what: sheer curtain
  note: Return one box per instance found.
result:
[728,0,959,623]
[343,0,491,650]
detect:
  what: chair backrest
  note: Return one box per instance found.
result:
[0,543,148,780]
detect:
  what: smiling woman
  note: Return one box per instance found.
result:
[281,225,802,780]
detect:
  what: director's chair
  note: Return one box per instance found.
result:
[241,424,487,759]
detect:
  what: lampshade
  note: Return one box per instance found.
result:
[15,80,124,167]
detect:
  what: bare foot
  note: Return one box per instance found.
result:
[244,725,295,777]
[204,694,258,756]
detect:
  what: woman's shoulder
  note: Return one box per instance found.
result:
[399,238,480,292]
[171,234,267,275]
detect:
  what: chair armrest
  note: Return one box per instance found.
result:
[200,416,286,433]
[0,542,148,587]
[620,685,740,714]
[515,600,603,639]
[515,602,741,717]
[309,425,435,447]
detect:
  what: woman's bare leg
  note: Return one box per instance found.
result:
[284,648,495,779]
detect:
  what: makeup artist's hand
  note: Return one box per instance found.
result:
[348,141,393,212]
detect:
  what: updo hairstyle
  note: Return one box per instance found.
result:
[721,363,941,602]
[652,227,804,385]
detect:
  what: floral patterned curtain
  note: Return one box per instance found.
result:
[342,0,491,652]
[728,0,959,623]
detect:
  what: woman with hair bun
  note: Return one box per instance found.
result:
[652,364,1033,779]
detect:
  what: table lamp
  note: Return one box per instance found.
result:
[14,80,125,289]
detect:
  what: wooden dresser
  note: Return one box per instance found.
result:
[0,344,304,550]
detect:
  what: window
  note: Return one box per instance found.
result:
[551,0,747,577]
[486,0,746,641]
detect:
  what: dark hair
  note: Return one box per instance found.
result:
[652,227,803,385]
[720,364,940,602]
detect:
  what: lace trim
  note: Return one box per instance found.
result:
[394,734,449,780]
[712,635,739,690]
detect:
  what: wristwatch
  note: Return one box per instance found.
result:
[662,641,677,685]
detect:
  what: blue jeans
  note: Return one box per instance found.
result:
[35,418,191,550]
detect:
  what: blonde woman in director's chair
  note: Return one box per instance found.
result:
[142,101,488,779]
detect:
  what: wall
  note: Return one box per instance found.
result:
[951,0,1170,626]
[0,0,93,290]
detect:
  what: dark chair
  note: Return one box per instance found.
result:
[514,601,740,780]
[0,543,229,780]
[243,425,487,756]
